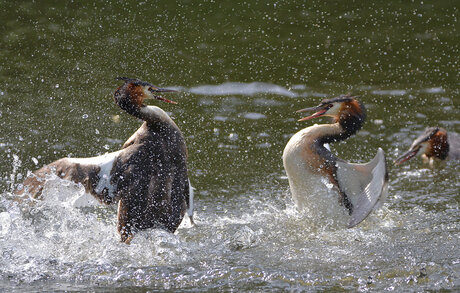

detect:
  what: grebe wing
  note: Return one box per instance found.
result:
[336,148,389,227]
[187,180,195,225]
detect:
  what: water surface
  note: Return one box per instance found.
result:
[0,1,458,291]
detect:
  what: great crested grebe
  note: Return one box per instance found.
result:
[283,95,389,228]
[394,127,460,166]
[17,77,193,243]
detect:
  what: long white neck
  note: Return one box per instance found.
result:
[283,123,342,172]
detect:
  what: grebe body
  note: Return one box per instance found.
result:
[18,78,193,243]
[394,127,460,166]
[283,95,388,227]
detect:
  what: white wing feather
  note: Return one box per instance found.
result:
[336,148,388,227]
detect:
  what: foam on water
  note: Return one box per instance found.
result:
[0,179,197,286]
[1,163,458,291]
[0,175,381,283]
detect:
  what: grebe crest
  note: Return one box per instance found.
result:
[283,94,388,228]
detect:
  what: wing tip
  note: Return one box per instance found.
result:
[348,148,389,228]
[187,180,194,216]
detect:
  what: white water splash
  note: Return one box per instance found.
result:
[0,171,455,291]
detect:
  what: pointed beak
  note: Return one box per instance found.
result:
[394,148,419,165]
[148,88,178,104]
[296,106,328,122]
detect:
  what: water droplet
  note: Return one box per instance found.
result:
[228,133,238,141]
[112,115,120,123]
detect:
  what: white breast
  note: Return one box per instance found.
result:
[283,127,349,225]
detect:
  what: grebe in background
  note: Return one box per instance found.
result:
[394,127,460,166]
[283,95,388,228]
[17,77,193,243]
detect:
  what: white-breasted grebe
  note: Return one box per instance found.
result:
[394,127,460,166]
[17,77,194,243]
[283,95,388,228]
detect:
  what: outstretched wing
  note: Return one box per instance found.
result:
[336,148,388,228]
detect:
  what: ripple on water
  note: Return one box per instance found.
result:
[213,115,228,122]
[189,82,297,97]
[242,112,266,120]
[372,89,407,96]
[420,87,445,94]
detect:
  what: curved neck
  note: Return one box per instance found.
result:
[310,123,342,164]
[309,113,365,168]
[318,111,365,144]
[139,105,177,128]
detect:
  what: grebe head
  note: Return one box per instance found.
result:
[297,94,366,139]
[394,127,449,165]
[114,77,177,113]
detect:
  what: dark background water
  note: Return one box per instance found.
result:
[0,0,458,291]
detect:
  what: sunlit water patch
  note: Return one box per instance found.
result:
[371,89,408,96]
[241,112,266,120]
[188,82,297,97]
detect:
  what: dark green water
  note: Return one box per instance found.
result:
[0,1,458,291]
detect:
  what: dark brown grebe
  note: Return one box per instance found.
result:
[17,77,193,243]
